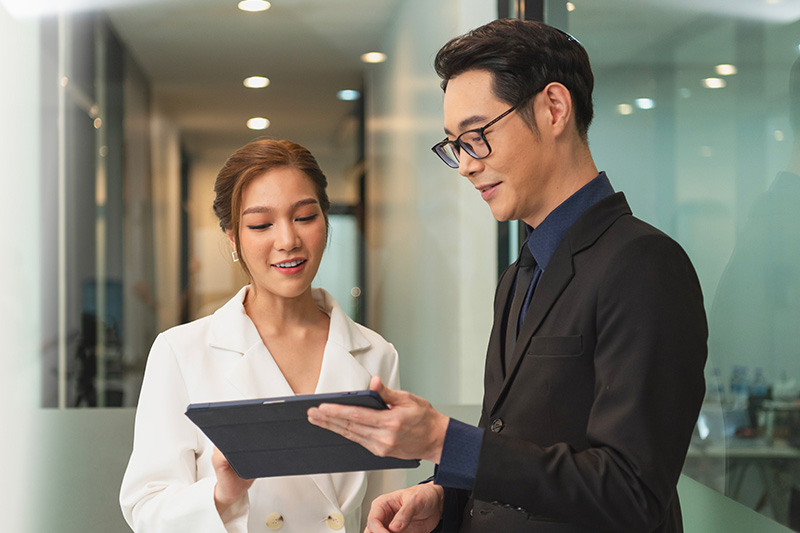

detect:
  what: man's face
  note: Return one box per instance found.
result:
[443,69,558,228]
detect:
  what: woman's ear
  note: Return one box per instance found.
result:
[225,229,239,262]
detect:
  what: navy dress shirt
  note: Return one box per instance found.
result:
[434,172,614,491]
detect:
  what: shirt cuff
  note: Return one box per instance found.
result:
[433,418,483,491]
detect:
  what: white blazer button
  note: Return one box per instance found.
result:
[326,512,345,530]
[265,512,284,530]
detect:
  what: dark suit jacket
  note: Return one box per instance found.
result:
[443,192,708,532]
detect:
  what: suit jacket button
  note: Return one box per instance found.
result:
[265,512,284,530]
[490,418,504,433]
[326,512,345,530]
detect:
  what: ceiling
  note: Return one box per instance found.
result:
[105,0,403,172]
[7,0,798,186]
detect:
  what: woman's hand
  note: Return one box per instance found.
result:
[212,446,255,516]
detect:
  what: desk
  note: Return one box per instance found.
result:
[686,440,800,525]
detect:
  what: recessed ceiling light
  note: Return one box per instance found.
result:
[617,104,634,115]
[337,89,361,101]
[361,52,387,64]
[715,64,737,76]
[238,0,271,12]
[566,2,576,11]
[247,117,270,130]
[243,76,270,88]
[702,77,726,89]
[635,98,655,110]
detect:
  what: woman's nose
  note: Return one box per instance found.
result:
[275,223,300,251]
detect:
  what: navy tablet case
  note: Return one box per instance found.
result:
[186,390,420,478]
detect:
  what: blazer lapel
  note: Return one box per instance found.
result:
[308,289,374,508]
[314,288,374,393]
[207,287,372,510]
[227,342,295,398]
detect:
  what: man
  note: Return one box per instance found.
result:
[308,19,707,533]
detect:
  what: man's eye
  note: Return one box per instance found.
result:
[462,132,485,145]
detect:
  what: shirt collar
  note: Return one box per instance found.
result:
[525,171,614,270]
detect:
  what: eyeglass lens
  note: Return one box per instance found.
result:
[436,131,490,168]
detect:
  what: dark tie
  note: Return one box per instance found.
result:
[505,244,536,366]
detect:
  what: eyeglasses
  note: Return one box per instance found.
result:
[431,103,520,168]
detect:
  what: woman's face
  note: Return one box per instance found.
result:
[230,166,327,302]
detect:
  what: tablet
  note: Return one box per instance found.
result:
[185,390,420,478]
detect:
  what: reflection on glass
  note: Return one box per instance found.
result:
[571,1,800,529]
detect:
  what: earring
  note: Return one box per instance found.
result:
[232,250,239,262]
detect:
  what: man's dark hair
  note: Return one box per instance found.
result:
[434,18,594,140]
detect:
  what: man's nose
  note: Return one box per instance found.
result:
[458,150,483,178]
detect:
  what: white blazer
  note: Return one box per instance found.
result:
[120,287,405,533]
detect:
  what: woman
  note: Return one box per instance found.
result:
[120,139,404,532]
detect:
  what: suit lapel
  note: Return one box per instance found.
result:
[484,264,516,410]
[488,244,574,414]
[487,193,632,415]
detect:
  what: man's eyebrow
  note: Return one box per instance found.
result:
[444,114,491,137]
[242,198,319,216]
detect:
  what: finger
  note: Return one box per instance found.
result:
[312,403,385,428]
[388,498,423,532]
[372,380,405,407]
[365,512,394,533]
[307,410,375,446]
[369,375,383,392]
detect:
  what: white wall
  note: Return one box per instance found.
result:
[0,5,40,529]
[365,0,496,405]
[150,110,183,331]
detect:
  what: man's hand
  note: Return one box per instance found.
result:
[307,376,450,464]
[212,446,254,516]
[365,482,444,533]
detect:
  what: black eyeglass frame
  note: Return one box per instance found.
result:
[431,103,521,168]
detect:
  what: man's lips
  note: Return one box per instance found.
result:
[476,182,501,200]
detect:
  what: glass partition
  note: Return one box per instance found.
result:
[562,0,800,528]
[38,13,159,408]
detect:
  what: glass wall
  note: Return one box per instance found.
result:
[561,0,800,528]
[36,13,160,408]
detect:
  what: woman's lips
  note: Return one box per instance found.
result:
[272,258,307,274]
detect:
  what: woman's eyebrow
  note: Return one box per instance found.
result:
[242,198,319,216]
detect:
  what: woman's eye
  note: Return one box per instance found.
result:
[247,223,271,230]
[296,214,318,222]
